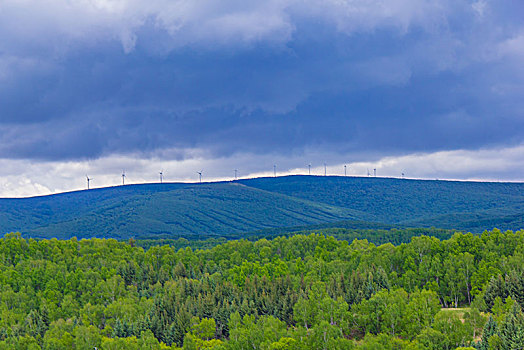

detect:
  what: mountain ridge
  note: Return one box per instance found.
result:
[1,175,523,239]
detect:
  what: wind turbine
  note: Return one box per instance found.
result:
[367,168,370,177]
[234,169,238,180]
[273,164,276,177]
[122,171,126,185]
[344,165,347,176]
[159,170,163,183]
[86,175,92,190]
[373,168,377,177]
[402,172,405,179]
[324,163,327,176]
[197,171,202,183]
[308,163,311,175]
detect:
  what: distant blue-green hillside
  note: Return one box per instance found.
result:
[1,176,522,239]
[239,176,524,233]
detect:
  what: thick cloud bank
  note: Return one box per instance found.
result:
[0,0,523,183]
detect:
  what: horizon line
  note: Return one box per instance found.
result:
[2,174,523,200]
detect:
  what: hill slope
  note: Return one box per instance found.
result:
[0,182,368,239]
[0,176,523,239]
[240,176,524,231]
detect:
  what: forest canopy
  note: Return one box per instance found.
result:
[1,229,524,349]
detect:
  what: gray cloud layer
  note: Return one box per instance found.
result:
[0,0,523,162]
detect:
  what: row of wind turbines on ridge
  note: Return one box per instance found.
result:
[85,165,405,190]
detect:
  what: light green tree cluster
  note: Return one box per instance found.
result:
[0,229,523,349]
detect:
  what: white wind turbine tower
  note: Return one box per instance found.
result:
[344,165,347,176]
[159,170,163,183]
[86,175,92,190]
[273,165,276,177]
[234,169,238,180]
[324,163,327,176]
[373,168,376,177]
[122,171,126,185]
[197,171,203,183]
[308,163,311,175]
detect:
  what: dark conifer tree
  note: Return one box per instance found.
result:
[478,316,497,350]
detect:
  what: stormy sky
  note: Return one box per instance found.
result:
[0,0,523,196]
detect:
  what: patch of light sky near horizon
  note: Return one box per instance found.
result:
[1,145,523,198]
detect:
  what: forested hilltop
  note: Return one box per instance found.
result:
[1,176,523,239]
[1,230,524,349]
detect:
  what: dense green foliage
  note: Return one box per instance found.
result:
[256,227,459,246]
[1,176,523,239]
[136,227,458,251]
[134,237,229,251]
[1,229,524,349]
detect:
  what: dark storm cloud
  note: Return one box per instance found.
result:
[0,0,523,161]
